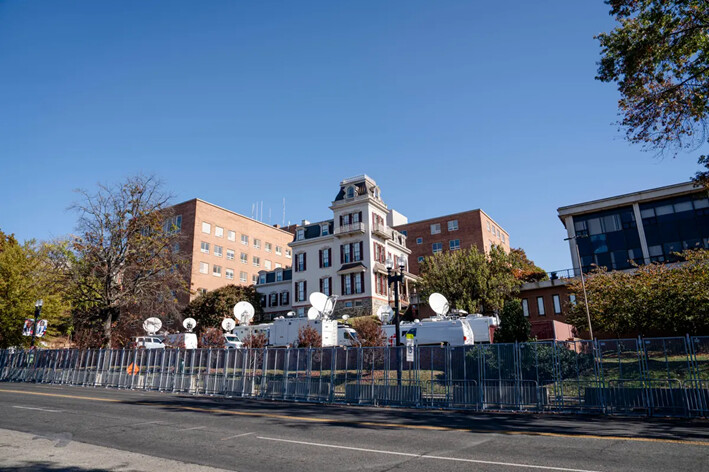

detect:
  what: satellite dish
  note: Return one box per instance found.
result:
[414,319,421,324]
[234,301,255,325]
[309,292,337,318]
[342,314,349,321]
[307,307,320,320]
[429,293,450,316]
[221,318,236,332]
[376,305,394,324]
[286,311,295,317]
[143,317,162,335]
[183,317,197,332]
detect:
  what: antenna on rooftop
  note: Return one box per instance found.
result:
[282,198,286,227]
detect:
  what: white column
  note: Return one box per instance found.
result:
[632,203,650,263]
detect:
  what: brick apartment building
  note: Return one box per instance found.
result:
[394,209,510,275]
[167,198,294,303]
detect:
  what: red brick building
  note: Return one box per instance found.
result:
[394,209,510,275]
[167,199,294,303]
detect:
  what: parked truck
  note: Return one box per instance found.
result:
[382,317,474,346]
[269,317,338,347]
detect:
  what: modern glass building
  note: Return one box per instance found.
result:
[558,182,709,273]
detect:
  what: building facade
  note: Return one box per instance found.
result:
[258,175,416,318]
[256,268,293,321]
[394,209,510,275]
[167,199,294,302]
[558,181,709,274]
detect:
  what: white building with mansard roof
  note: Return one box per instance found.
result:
[264,175,416,318]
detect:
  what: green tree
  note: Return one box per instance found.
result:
[596,1,709,186]
[182,284,263,332]
[494,299,531,343]
[509,248,548,283]
[566,249,709,337]
[0,230,71,348]
[62,175,187,347]
[418,246,520,315]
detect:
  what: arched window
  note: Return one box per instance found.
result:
[346,186,355,198]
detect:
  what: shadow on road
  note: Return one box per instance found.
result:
[122,394,709,442]
[0,462,110,472]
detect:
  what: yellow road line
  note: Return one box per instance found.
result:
[0,387,707,447]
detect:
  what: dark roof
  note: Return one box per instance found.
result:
[338,262,367,273]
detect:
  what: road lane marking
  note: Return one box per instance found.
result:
[133,421,163,426]
[221,432,254,440]
[12,405,63,413]
[180,426,206,431]
[1,388,707,447]
[257,436,602,472]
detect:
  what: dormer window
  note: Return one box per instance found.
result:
[296,228,305,240]
[346,186,355,199]
[321,224,329,236]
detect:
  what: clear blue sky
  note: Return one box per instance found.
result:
[0,1,702,271]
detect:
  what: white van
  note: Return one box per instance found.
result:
[133,336,165,349]
[338,325,360,346]
[465,314,499,343]
[223,333,244,349]
[269,318,338,347]
[234,323,272,342]
[382,318,474,347]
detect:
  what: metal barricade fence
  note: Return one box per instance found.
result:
[1,336,708,418]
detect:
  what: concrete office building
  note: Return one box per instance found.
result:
[258,175,416,318]
[394,209,510,275]
[519,181,709,338]
[166,198,294,302]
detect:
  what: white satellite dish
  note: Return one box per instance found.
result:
[309,291,337,318]
[429,293,450,316]
[221,318,236,332]
[342,314,349,321]
[286,311,295,317]
[307,307,320,320]
[376,305,394,324]
[143,317,162,335]
[234,301,255,325]
[183,317,197,332]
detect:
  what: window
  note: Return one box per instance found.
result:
[202,222,211,234]
[252,274,258,284]
[373,242,386,263]
[321,224,329,236]
[259,274,266,284]
[280,291,289,305]
[275,262,282,269]
[502,233,506,243]
[276,270,283,282]
[376,273,388,295]
[215,226,224,238]
[265,260,272,270]
[430,223,441,234]
[321,277,331,296]
[226,249,235,260]
[569,294,577,306]
[342,243,351,263]
[320,248,331,268]
[552,294,562,314]
[265,242,272,252]
[418,256,424,263]
[448,220,459,231]
[401,230,407,237]
[353,242,361,261]
[241,234,249,245]
[354,273,363,293]
[432,242,443,254]
[537,297,545,316]
[449,239,461,251]
[163,215,182,234]
[214,245,223,257]
[416,237,423,245]
[213,265,222,277]
[199,262,208,274]
[296,253,306,272]
[275,246,282,255]
[228,230,236,242]
[240,252,248,264]
[296,281,307,302]
[253,256,260,267]
[346,186,355,198]
[487,221,491,232]
[296,307,305,317]
[522,299,529,317]
[269,293,278,307]
[296,229,305,241]
[200,241,210,254]
[343,275,352,295]
[239,271,247,282]
[285,249,292,258]
[253,238,261,249]
[225,268,234,280]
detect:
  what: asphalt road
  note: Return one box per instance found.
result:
[0,383,707,472]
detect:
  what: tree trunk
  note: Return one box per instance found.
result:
[102,308,113,348]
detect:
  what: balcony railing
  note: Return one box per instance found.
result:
[371,223,391,239]
[334,222,366,236]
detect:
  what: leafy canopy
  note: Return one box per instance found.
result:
[182,284,263,332]
[494,299,531,343]
[417,246,521,315]
[566,249,709,337]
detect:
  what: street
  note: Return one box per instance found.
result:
[0,384,707,471]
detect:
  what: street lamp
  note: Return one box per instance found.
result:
[31,299,43,348]
[386,256,407,386]
[564,236,594,340]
